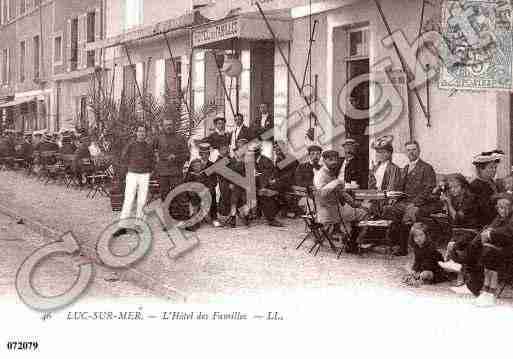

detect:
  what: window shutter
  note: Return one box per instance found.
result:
[94,8,101,66]
[66,20,71,72]
[78,14,86,69]
[7,47,10,84]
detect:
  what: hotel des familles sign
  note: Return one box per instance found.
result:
[193,18,240,47]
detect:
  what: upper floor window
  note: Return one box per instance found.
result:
[348,28,369,58]
[54,35,62,64]
[124,0,143,31]
[1,48,8,84]
[19,0,25,15]
[19,40,25,82]
[33,35,40,79]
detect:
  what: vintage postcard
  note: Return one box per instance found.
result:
[0,0,512,357]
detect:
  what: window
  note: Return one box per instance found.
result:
[19,0,25,15]
[54,35,62,64]
[19,40,25,82]
[124,0,143,31]
[1,0,7,24]
[86,12,96,67]
[348,28,369,58]
[1,48,8,84]
[70,18,78,71]
[33,35,40,79]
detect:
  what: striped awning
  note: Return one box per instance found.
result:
[0,96,37,108]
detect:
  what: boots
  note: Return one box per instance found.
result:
[393,224,410,256]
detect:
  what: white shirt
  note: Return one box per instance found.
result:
[338,157,352,183]
[374,161,389,190]
[261,113,269,128]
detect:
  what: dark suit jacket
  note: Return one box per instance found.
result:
[255,155,275,190]
[230,125,252,144]
[337,156,367,189]
[400,159,437,207]
[154,133,189,177]
[369,161,402,191]
[295,161,321,188]
[200,131,231,150]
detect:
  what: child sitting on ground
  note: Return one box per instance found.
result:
[402,222,447,287]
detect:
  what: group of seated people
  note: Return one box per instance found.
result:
[0,128,95,186]
[189,124,513,307]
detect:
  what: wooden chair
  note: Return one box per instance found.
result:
[293,186,339,256]
[60,154,79,188]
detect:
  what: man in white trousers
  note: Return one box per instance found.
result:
[114,125,155,237]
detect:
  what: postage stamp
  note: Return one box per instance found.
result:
[439,0,513,91]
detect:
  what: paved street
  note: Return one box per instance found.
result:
[0,211,161,304]
[1,169,512,306]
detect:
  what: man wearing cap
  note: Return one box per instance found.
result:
[114,125,154,237]
[230,113,251,152]
[382,140,438,256]
[197,117,231,156]
[223,137,251,227]
[338,138,367,190]
[271,141,300,217]
[21,132,34,168]
[252,142,284,227]
[154,118,190,205]
[197,143,221,227]
[295,144,322,188]
[314,150,368,246]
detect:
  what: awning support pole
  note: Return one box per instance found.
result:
[163,33,193,122]
[123,44,146,122]
[373,0,429,139]
[255,2,311,109]
[213,52,236,118]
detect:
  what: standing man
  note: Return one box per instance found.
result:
[383,140,438,256]
[197,117,231,160]
[197,143,221,227]
[338,138,367,189]
[254,103,274,159]
[154,118,190,204]
[114,125,154,237]
[230,113,251,152]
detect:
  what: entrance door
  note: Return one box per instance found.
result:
[250,41,274,128]
[346,58,370,188]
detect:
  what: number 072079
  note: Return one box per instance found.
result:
[6,341,39,351]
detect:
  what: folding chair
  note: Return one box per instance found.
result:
[60,154,79,188]
[294,186,338,256]
[87,164,114,199]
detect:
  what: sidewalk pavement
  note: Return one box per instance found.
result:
[1,170,511,305]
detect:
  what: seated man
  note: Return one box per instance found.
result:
[271,141,300,218]
[224,138,251,228]
[338,138,367,190]
[295,144,322,188]
[314,150,368,252]
[382,140,439,256]
[198,143,221,228]
[253,142,284,227]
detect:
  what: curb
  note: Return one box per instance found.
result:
[0,202,187,303]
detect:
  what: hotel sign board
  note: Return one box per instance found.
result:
[192,19,240,47]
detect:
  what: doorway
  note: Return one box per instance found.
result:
[250,41,275,129]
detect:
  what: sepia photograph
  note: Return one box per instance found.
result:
[1,0,512,357]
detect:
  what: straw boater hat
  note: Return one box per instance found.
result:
[307,144,322,153]
[472,150,505,165]
[198,143,211,153]
[322,149,340,160]
[342,138,358,147]
[213,116,226,124]
[372,135,394,153]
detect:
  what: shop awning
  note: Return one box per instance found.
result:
[85,11,207,51]
[0,96,37,108]
[192,13,291,48]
